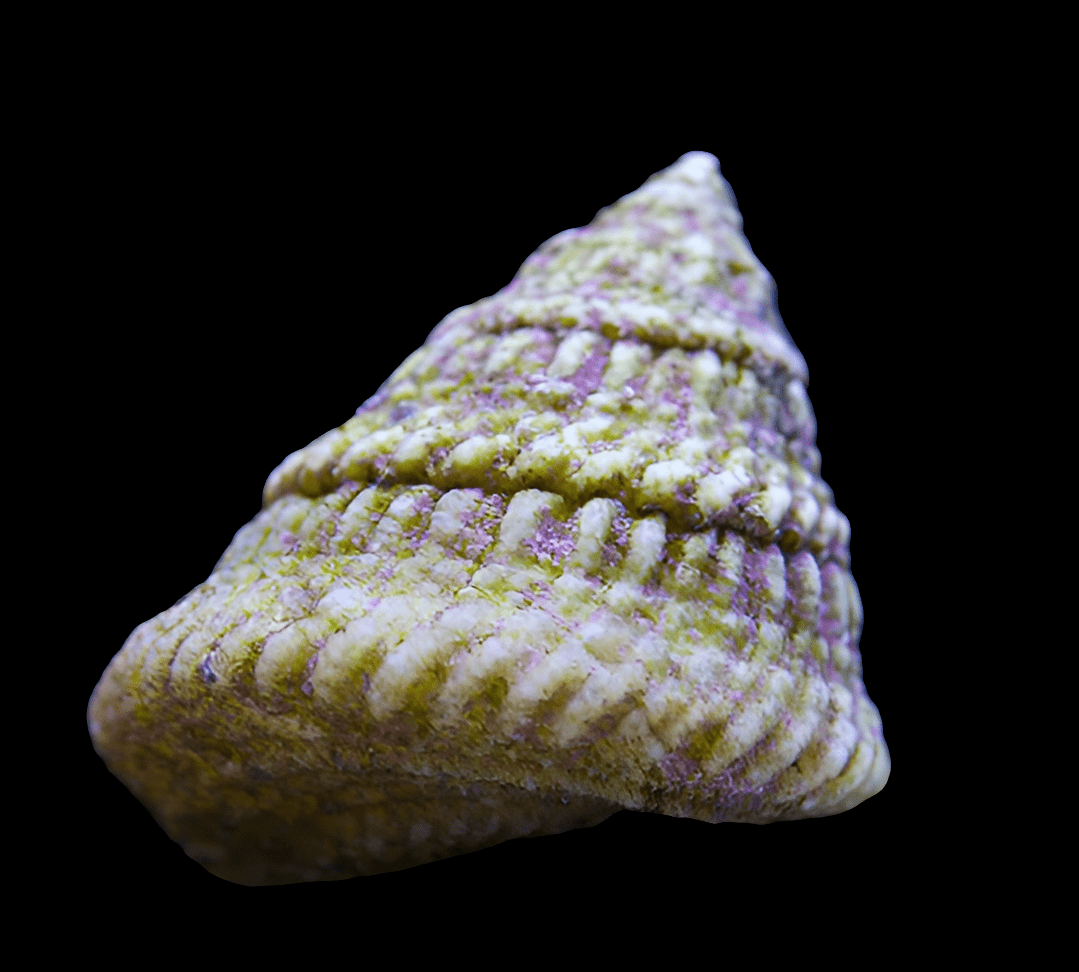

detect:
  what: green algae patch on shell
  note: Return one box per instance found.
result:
[88,153,889,886]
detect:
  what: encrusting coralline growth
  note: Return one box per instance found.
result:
[89,153,889,885]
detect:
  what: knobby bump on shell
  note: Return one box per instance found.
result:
[88,153,889,886]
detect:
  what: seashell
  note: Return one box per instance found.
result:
[88,152,889,886]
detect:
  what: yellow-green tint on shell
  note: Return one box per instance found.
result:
[88,152,888,884]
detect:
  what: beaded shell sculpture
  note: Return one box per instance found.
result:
[89,153,889,885]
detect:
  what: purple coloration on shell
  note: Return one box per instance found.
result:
[566,338,611,397]
[601,509,633,568]
[658,752,702,788]
[522,511,575,566]
[818,562,847,645]
[389,402,415,423]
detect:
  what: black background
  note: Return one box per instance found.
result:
[58,95,927,922]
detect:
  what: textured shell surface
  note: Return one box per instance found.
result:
[88,152,889,886]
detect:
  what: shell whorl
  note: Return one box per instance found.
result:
[88,153,888,886]
[264,152,814,533]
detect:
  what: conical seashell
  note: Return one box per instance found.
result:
[88,152,889,885]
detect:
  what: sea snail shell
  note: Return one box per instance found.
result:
[88,152,889,886]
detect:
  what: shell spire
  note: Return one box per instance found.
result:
[89,153,889,885]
